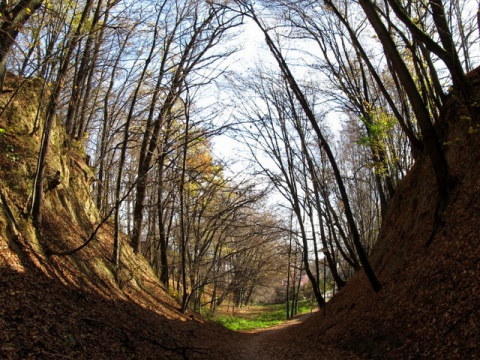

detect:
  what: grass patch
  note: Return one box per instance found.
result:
[213,301,315,331]
[297,300,315,314]
[214,315,284,331]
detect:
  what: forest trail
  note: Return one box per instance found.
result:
[239,311,315,359]
[1,62,478,359]
[217,310,363,360]
[211,311,361,360]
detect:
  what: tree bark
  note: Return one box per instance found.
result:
[31,0,93,226]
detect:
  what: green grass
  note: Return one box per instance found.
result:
[213,301,315,331]
[214,315,284,331]
[297,300,315,314]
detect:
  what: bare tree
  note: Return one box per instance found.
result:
[131,1,242,254]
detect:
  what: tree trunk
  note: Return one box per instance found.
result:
[157,168,170,286]
[248,7,382,292]
[180,103,191,314]
[31,89,56,226]
[95,29,131,213]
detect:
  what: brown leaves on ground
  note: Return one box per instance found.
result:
[0,234,363,360]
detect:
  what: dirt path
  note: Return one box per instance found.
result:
[238,312,315,360]
[209,310,364,360]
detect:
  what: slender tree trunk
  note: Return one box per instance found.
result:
[157,160,170,287]
[180,102,191,314]
[64,0,103,136]
[477,4,480,41]
[310,166,346,289]
[95,30,131,213]
[30,87,56,226]
[74,0,110,140]
[285,212,293,317]
[294,201,325,307]
[290,92,347,289]
[129,8,168,254]
[321,186,360,270]
[322,0,423,154]
[112,6,163,263]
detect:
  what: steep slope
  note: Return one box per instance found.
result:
[0,74,365,360]
[286,68,480,358]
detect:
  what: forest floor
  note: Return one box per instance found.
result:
[0,240,363,360]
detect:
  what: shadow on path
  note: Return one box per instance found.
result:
[239,311,316,359]
[213,309,363,360]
